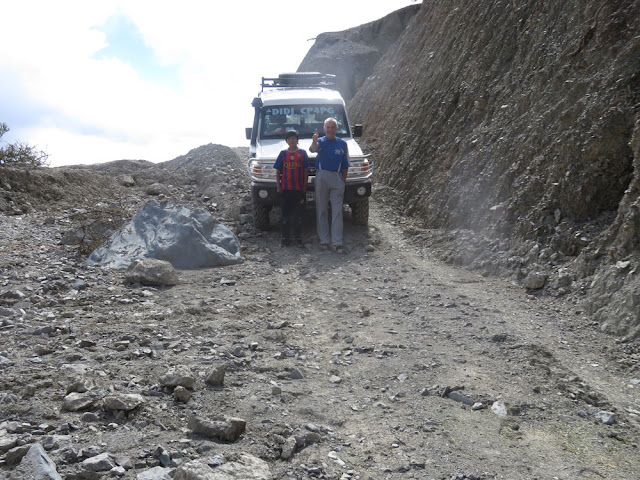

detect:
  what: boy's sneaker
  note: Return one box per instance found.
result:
[334,245,344,254]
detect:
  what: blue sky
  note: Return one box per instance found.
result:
[0,1,419,167]
[92,12,182,90]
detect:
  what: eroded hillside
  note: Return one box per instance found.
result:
[303,0,640,338]
[298,4,420,102]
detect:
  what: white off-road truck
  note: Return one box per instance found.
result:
[246,73,373,230]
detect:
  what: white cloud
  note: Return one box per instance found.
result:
[0,0,419,166]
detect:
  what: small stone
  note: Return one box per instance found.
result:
[205,364,228,387]
[290,369,304,380]
[115,456,134,470]
[280,436,297,460]
[102,393,145,411]
[231,345,245,357]
[188,415,246,442]
[159,365,196,389]
[5,444,31,466]
[174,386,192,403]
[62,392,98,412]
[111,465,126,477]
[119,174,135,187]
[137,466,174,480]
[0,436,18,453]
[81,412,100,422]
[114,340,130,350]
[145,183,171,196]
[523,272,547,290]
[595,411,616,425]
[268,320,289,329]
[126,258,178,286]
[491,401,508,418]
[82,452,115,472]
[328,451,346,467]
[305,432,322,444]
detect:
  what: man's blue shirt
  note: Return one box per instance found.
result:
[315,137,349,173]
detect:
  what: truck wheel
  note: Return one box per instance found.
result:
[351,199,369,226]
[253,203,271,230]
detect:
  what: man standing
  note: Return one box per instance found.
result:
[310,117,349,253]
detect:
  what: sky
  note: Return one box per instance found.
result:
[0,1,419,167]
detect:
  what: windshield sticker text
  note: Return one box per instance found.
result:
[266,107,335,116]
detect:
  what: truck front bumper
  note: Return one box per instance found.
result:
[251,179,371,206]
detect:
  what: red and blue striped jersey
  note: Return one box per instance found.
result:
[274,149,310,191]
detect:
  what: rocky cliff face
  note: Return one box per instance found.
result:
[302,1,640,338]
[298,4,420,101]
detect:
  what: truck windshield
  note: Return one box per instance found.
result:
[260,105,349,139]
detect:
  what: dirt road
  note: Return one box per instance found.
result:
[1,149,639,479]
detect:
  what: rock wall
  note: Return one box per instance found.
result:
[298,4,420,101]
[302,1,640,337]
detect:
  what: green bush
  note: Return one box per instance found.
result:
[0,122,49,167]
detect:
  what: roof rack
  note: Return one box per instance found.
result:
[261,72,336,91]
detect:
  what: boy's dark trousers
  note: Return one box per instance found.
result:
[280,190,305,242]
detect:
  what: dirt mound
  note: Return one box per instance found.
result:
[0,144,246,214]
[0,164,131,214]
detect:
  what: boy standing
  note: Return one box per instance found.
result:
[274,130,310,247]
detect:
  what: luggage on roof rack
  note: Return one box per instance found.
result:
[261,72,336,91]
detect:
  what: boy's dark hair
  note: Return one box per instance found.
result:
[285,130,299,140]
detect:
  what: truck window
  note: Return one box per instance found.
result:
[261,105,349,139]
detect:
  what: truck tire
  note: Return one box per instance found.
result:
[350,199,369,226]
[253,202,271,230]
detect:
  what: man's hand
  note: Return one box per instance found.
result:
[310,129,319,152]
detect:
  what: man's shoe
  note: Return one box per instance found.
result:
[281,238,290,247]
[320,243,329,251]
[334,245,344,254]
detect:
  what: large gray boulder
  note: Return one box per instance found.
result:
[87,202,243,269]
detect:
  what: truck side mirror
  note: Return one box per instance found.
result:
[246,127,252,140]
[352,124,363,138]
